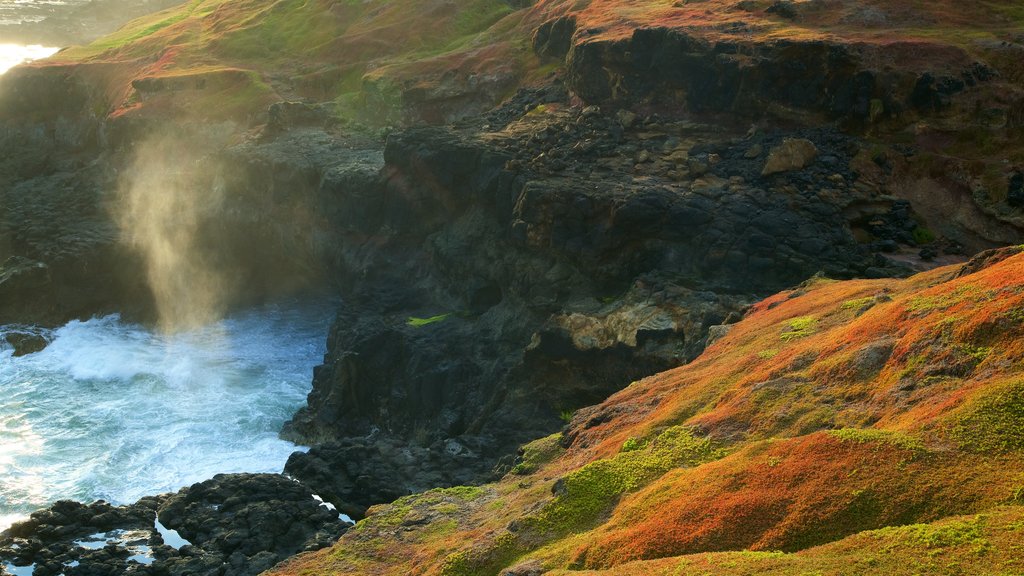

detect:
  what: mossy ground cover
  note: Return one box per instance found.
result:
[23,0,1024,126]
[268,252,1024,575]
[41,0,531,123]
[545,508,1024,575]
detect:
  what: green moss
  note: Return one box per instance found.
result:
[525,426,724,535]
[511,433,564,476]
[913,226,937,245]
[621,437,648,452]
[758,349,780,360]
[955,344,992,363]
[442,428,725,576]
[871,515,991,553]
[828,428,925,452]
[841,297,877,312]
[438,531,522,576]
[440,485,488,501]
[781,316,818,342]
[407,313,452,327]
[907,284,995,314]
[950,381,1024,452]
[897,353,928,380]
[1006,308,1024,323]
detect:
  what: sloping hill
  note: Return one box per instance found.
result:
[267,246,1024,575]
[9,0,1024,128]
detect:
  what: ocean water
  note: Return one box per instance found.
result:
[0,0,78,74]
[0,0,73,26]
[0,44,58,74]
[0,301,333,532]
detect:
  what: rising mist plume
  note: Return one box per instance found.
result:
[117,135,228,332]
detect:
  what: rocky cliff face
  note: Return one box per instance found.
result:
[2,0,1024,574]
[267,247,1024,576]
[276,89,1019,515]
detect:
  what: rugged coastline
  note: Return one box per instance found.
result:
[2,0,1024,575]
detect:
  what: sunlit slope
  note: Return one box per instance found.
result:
[15,0,1024,125]
[267,247,1024,575]
[35,0,532,122]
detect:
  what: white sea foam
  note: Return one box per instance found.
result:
[0,301,333,532]
[0,44,58,75]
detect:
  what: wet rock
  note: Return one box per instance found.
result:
[3,330,49,356]
[762,138,818,176]
[284,435,499,519]
[0,474,346,576]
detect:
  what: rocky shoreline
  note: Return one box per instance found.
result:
[0,475,347,576]
[3,1,1024,574]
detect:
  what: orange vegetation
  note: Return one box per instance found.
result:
[268,247,1024,575]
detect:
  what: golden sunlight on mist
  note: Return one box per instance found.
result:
[0,44,58,75]
[118,137,229,332]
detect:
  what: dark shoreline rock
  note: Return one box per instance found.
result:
[0,474,348,576]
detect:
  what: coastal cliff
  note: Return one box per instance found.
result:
[1,0,1023,575]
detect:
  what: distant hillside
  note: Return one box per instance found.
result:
[10,0,1024,129]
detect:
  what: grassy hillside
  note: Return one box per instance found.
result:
[267,247,1024,575]
[15,0,1023,126]
[37,0,535,123]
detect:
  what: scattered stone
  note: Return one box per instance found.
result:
[616,109,637,128]
[762,138,818,176]
[705,324,733,347]
[744,144,763,159]
[688,158,709,176]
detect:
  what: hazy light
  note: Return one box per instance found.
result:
[0,44,58,75]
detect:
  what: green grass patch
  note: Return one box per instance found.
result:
[407,313,453,327]
[950,380,1024,453]
[871,515,991,553]
[912,226,936,245]
[781,316,818,341]
[524,426,725,535]
[841,297,877,313]
[828,428,925,452]
[511,433,565,476]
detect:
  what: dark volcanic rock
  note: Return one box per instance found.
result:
[533,16,577,60]
[1008,171,1024,208]
[563,26,992,126]
[0,474,347,576]
[2,327,50,356]
[285,435,499,519]
[157,474,346,568]
[276,115,942,514]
